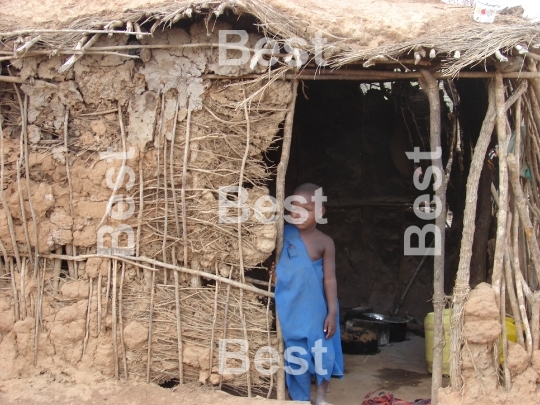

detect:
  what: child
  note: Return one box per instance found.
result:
[273,183,343,405]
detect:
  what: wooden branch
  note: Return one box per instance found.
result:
[174,270,184,384]
[170,99,181,239]
[203,71,540,81]
[0,29,152,36]
[450,83,496,389]
[0,76,26,83]
[500,262,511,390]
[112,259,119,380]
[146,269,156,383]
[103,261,111,331]
[119,261,128,380]
[492,72,510,301]
[22,94,39,277]
[0,119,22,271]
[504,232,525,348]
[238,88,252,397]
[8,258,19,321]
[82,279,93,355]
[63,110,77,280]
[20,259,27,319]
[513,238,533,354]
[97,270,102,335]
[43,253,275,298]
[181,109,195,286]
[162,115,168,285]
[208,266,220,382]
[274,79,299,400]
[238,89,251,282]
[33,258,45,366]
[219,273,233,390]
[508,154,540,282]
[58,33,102,74]
[420,69,445,405]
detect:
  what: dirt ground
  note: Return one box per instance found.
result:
[0,334,435,405]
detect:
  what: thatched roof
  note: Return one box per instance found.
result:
[1,0,539,75]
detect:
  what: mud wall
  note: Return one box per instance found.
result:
[439,283,540,405]
[0,21,290,391]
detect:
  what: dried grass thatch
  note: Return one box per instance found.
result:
[1,0,539,77]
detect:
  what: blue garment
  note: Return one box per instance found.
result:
[275,224,344,401]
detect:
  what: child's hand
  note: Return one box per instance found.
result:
[323,315,336,339]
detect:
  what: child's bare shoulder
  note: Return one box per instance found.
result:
[314,228,335,248]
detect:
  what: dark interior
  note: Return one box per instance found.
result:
[277,79,492,330]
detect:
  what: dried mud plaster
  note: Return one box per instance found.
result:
[0,20,289,389]
[439,283,540,405]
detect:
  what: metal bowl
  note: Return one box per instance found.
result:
[360,313,408,342]
[362,313,408,324]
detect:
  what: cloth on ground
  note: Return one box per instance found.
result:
[275,224,344,401]
[361,392,431,405]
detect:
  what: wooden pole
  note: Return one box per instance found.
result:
[203,71,540,81]
[274,80,299,400]
[450,84,495,389]
[492,72,510,304]
[449,79,526,389]
[508,154,540,282]
[419,70,445,405]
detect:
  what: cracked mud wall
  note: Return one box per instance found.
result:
[439,283,540,405]
[0,21,290,390]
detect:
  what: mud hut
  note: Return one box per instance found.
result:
[1,0,540,403]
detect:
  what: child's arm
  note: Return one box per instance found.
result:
[322,237,338,339]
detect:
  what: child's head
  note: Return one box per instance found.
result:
[288,183,326,230]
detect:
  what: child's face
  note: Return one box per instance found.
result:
[289,192,324,230]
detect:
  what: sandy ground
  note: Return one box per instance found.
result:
[0,334,438,405]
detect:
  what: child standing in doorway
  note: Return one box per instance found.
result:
[272,183,343,405]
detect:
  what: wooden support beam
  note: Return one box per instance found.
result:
[419,70,445,405]
[274,80,299,400]
[203,71,540,81]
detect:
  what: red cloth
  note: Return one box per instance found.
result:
[361,392,431,405]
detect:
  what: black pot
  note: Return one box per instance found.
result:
[360,313,408,342]
[340,322,379,355]
[343,306,373,322]
[345,318,390,346]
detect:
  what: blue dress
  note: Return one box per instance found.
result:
[275,225,344,401]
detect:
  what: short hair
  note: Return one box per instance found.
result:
[293,183,324,205]
[294,183,322,195]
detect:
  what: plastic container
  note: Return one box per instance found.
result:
[424,311,519,375]
[500,317,518,363]
[473,1,499,23]
[424,309,451,375]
